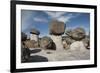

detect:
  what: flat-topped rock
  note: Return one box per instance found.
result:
[30,28,40,35]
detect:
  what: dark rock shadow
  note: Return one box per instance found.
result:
[30,49,41,53]
[47,42,56,50]
[22,55,48,63]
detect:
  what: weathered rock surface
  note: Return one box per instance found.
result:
[50,35,63,50]
[70,41,87,51]
[40,36,56,50]
[49,20,65,35]
[30,34,39,42]
[21,42,30,62]
[66,27,86,40]
[23,40,39,49]
[62,36,75,50]
[82,36,90,49]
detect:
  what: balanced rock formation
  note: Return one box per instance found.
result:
[30,28,40,42]
[40,36,56,50]
[49,20,65,50]
[65,27,88,51]
[50,35,63,50]
[30,28,40,47]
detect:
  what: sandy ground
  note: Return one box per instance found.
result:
[29,48,90,62]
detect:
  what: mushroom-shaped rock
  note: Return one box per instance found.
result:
[30,28,40,35]
[30,28,40,42]
[40,36,56,50]
[50,20,65,35]
[66,27,86,40]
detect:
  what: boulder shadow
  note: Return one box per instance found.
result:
[22,55,48,63]
[30,49,42,53]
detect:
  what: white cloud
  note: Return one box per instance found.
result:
[45,11,79,23]
[45,11,66,18]
[33,17,48,23]
[57,15,72,23]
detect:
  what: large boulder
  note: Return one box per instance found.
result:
[40,36,56,50]
[49,20,65,35]
[66,27,86,40]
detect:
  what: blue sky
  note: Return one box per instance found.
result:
[21,10,90,37]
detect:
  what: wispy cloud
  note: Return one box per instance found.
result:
[45,11,66,18]
[45,11,80,23]
[33,17,48,23]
